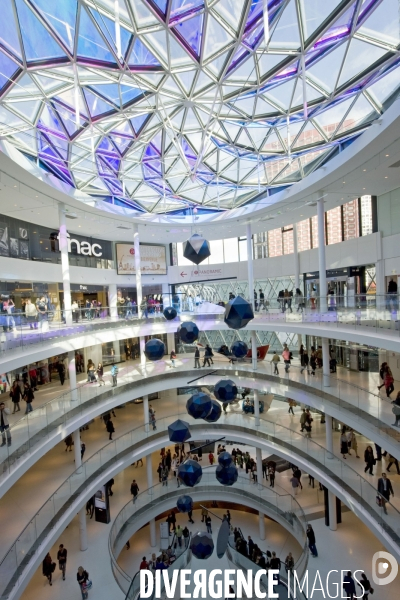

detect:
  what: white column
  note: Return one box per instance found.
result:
[150,518,157,547]
[322,338,330,387]
[73,428,82,472]
[256,447,263,490]
[375,232,385,310]
[259,512,266,541]
[134,225,142,314]
[325,415,333,457]
[143,394,149,433]
[254,389,260,427]
[58,204,72,326]
[79,508,88,551]
[293,222,300,290]
[246,224,257,370]
[317,197,327,312]
[167,332,175,354]
[328,491,337,531]
[68,351,78,401]
[146,453,153,495]
[140,336,146,368]
[108,284,118,319]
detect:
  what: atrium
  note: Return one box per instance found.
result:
[0,1,400,599]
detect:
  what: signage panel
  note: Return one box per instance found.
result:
[116,243,167,275]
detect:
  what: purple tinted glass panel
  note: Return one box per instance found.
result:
[129,38,161,67]
[170,0,204,23]
[173,12,204,58]
[147,0,168,17]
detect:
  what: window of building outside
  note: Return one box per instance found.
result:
[311,215,320,248]
[268,228,283,257]
[282,226,294,254]
[239,237,248,261]
[360,195,373,236]
[253,232,268,259]
[326,206,342,245]
[343,199,359,240]
[296,218,311,252]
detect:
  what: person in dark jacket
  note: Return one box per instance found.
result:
[57,544,67,580]
[194,346,201,368]
[23,382,34,414]
[77,566,89,599]
[306,524,318,557]
[130,479,139,503]
[106,418,115,440]
[377,473,394,514]
[42,552,54,585]
[364,446,375,475]
[270,552,281,584]
[343,571,356,599]
[357,573,372,600]
[57,360,66,385]
[10,381,21,413]
[202,344,214,367]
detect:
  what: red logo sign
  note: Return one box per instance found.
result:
[129,248,135,255]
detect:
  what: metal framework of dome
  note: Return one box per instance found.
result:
[0,1,398,215]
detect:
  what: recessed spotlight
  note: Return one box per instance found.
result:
[363,188,366,190]
[386,154,389,157]
[385,176,388,178]
[363,169,366,172]
[342,181,345,184]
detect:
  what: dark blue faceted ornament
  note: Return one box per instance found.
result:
[214,379,238,402]
[203,399,221,423]
[178,321,199,343]
[186,392,212,419]
[216,463,238,486]
[218,451,233,468]
[190,532,214,559]
[183,234,211,265]
[231,340,248,358]
[176,495,193,514]
[178,459,203,487]
[163,306,177,320]
[144,338,165,361]
[224,296,254,330]
[168,419,191,443]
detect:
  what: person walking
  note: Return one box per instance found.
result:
[287,399,296,415]
[201,507,208,522]
[23,382,34,414]
[106,418,115,440]
[150,410,157,430]
[384,366,394,398]
[77,567,90,599]
[293,467,303,490]
[357,573,373,599]
[206,515,212,534]
[57,360,66,386]
[81,442,86,460]
[64,434,73,452]
[111,363,118,387]
[391,391,400,426]
[97,363,105,386]
[282,347,291,372]
[175,524,183,547]
[290,474,300,495]
[340,430,349,459]
[285,552,294,573]
[28,366,38,391]
[300,349,309,374]
[377,473,394,515]
[9,381,21,413]
[0,402,11,447]
[306,524,318,557]
[270,552,281,585]
[170,350,177,368]
[57,544,67,581]
[386,453,400,474]
[25,298,38,329]
[300,409,307,432]
[203,345,213,367]
[268,465,275,488]
[194,346,201,369]
[161,465,168,486]
[343,571,357,600]
[130,479,139,503]
[347,429,360,458]
[188,509,194,524]
[270,351,280,375]
[42,552,54,586]
[364,446,375,475]
[309,349,317,376]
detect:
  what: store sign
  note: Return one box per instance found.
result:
[57,233,102,257]
[116,243,167,275]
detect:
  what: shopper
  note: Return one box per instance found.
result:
[347,429,360,458]
[130,479,139,503]
[306,525,318,557]
[285,552,294,573]
[203,345,213,367]
[309,349,317,376]
[25,298,38,329]
[287,398,295,415]
[384,366,394,397]
[170,349,177,368]
[188,509,194,524]
[161,465,168,486]
[357,573,373,599]
[64,434,73,452]
[150,411,157,430]
[270,552,281,585]
[57,544,67,580]
[106,418,115,440]
[81,442,86,460]
[300,349,309,374]
[300,409,307,432]
[23,382,34,414]
[194,346,201,369]
[282,347,291,372]
[0,402,11,447]
[364,446,375,475]
[167,512,176,533]
[201,507,208,522]
[377,473,394,515]
[77,567,90,599]
[28,365,38,390]
[9,381,21,413]
[140,557,149,570]
[57,360,66,385]
[343,571,356,600]
[386,453,400,474]
[340,430,349,459]
[290,474,300,495]
[97,363,105,386]
[111,363,118,387]
[175,524,183,547]
[391,391,400,426]
[42,552,54,586]
[377,362,387,391]
[270,351,280,374]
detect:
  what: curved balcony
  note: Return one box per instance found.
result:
[109,472,308,596]
[1,412,399,600]
[1,358,399,499]
[3,298,400,372]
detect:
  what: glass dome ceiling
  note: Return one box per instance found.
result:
[0,0,399,215]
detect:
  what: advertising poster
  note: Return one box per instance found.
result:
[94,485,110,524]
[116,243,167,275]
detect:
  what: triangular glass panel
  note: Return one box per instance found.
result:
[129,37,161,67]
[262,129,284,152]
[265,79,296,111]
[358,0,400,47]
[120,85,143,107]
[257,53,286,78]
[193,69,214,94]
[290,78,323,108]
[292,120,324,148]
[172,12,204,60]
[300,0,342,40]
[255,95,279,114]
[171,107,185,129]
[367,66,400,106]
[231,95,255,117]
[312,96,354,138]
[337,39,387,87]
[32,73,68,96]
[205,48,231,77]
[142,30,168,64]
[247,124,270,147]
[269,0,301,50]
[313,4,357,50]
[203,14,233,60]
[30,0,78,54]
[83,89,115,118]
[336,94,376,135]
[175,69,197,94]
[88,83,120,105]
[15,0,67,62]
[77,6,117,65]
[0,52,20,94]
[130,113,151,134]
[1,0,23,60]
[90,8,132,59]
[147,0,168,18]
[307,43,347,93]
[9,99,41,124]
[170,0,204,22]
[212,1,246,34]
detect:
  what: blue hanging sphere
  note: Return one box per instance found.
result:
[178,459,203,487]
[183,234,211,265]
[218,451,233,468]
[231,340,248,358]
[214,379,238,402]
[163,306,177,320]
[144,338,165,361]
[224,296,254,330]
[186,392,212,419]
[190,532,214,559]
[216,463,238,486]
[178,321,199,344]
[168,419,191,443]
[203,399,222,423]
[176,495,193,514]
